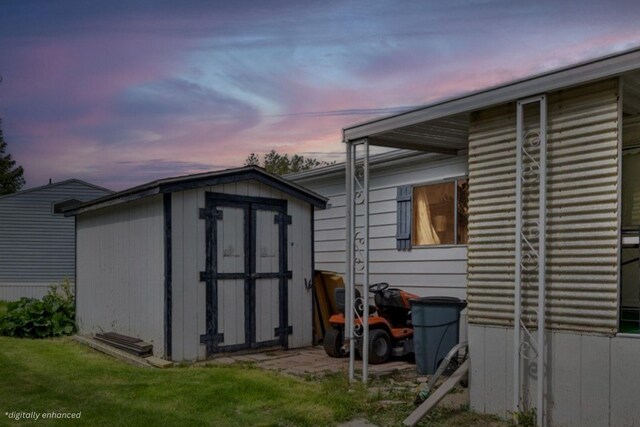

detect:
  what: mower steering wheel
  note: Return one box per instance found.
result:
[368,282,389,293]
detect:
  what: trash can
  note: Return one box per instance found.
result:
[410,296,467,375]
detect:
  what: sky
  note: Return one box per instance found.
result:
[1,1,640,190]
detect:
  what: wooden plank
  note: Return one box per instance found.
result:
[171,192,185,361]
[300,202,313,347]
[197,188,207,360]
[403,360,469,426]
[182,190,199,360]
[145,356,173,369]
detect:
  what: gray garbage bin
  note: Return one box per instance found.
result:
[410,296,467,375]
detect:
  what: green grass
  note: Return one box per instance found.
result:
[0,337,505,426]
[0,337,365,426]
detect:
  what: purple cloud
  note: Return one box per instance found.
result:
[1,1,640,190]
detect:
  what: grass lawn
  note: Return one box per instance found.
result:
[0,336,507,426]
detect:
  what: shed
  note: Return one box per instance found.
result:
[331,46,640,426]
[66,166,327,361]
[0,179,112,300]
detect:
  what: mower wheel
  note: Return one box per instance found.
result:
[324,328,346,358]
[368,329,391,364]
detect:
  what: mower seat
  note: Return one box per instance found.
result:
[334,288,376,317]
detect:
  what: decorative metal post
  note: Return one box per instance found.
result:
[346,139,370,383]
[345,140,355,382]
[514,95,547,426]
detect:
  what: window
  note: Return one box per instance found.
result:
[411,178,468,246]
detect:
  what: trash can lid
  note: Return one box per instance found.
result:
[410,296,467,307]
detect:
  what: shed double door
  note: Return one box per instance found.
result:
[200,192,291,356]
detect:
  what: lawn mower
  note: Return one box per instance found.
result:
[323,282,418,364]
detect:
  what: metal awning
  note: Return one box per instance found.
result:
[344,45,640,151]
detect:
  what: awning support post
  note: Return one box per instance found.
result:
[345,138,370,384]
[514,95,547,426]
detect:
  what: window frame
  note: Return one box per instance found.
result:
[410,175,469,248]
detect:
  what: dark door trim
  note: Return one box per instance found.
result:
[200,192,292,356]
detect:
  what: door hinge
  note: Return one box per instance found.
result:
[274,325,293,337]
[199,208,223,220]
[274,213,292,225]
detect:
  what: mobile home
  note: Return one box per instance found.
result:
[308,47,640,426]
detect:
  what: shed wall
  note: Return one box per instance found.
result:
[170,180,313,361]
[76,195,165,356]
[291,155,469,299]
[0,181,110,300]
[467,78,620,333]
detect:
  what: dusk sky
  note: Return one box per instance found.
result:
[1,1,640,190]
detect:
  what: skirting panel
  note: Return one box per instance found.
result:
[469,324,640,426]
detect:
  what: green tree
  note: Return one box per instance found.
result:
[244,150,334,175]
[0,120,25,195]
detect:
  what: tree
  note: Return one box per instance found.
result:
[244,150,334,175]
[0,120,25,195]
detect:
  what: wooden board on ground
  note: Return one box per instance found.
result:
[403,360,469,427]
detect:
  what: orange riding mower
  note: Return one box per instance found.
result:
[323,282,418,364]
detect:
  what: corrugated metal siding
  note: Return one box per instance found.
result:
[467,79,620,333]
[0,181,110,299]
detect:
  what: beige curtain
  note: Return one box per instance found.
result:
[413,187,441,245]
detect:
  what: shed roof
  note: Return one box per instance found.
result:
[0,178,112,201]
[344,45,640,153]
[65,166,328,215]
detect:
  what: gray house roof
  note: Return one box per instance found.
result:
[0,179,112,285]
[0,178,112,201]
[65,166,328,216]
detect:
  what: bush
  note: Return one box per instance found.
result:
[0,279,75,338]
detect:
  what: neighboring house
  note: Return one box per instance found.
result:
[0,179,112,301]
[65,166,326,361]
[298,47,640,426]
[287,150,470,340]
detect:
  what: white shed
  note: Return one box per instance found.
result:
[66,166,327,361]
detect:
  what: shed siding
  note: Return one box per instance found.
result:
[76,195,165,356]
[467,79,620,333]
[171,180,313,361]
[0,181,110,300]
[293,156,469,299]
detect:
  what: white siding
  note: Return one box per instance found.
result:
[76,195,165,356]
[0,180,110,300]
[469,324,640,427]
[292,155,469,299]
[467,79,620,333]
[171,180,313,361]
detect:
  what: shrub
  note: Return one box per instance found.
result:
[0,279,75,338]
